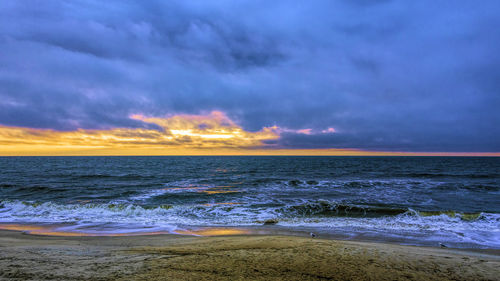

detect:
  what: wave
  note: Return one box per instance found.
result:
[130,181,242,201]
[286,180,320,186]
[1,199,499,248]
[1,199,492,223]
[278,200,495,222]
[432,183,500,192]
[0,185,70,196]
[74,174,114,179]
[403,173,498,179]
[276,179,500,195]
[0,200,180,226]
[415,210,483,221]
[249,178,500,192]
[280,201,408,217]
[73,173,151,180]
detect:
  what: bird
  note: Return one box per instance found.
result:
[310,232,316,238]
[439,243,448,248]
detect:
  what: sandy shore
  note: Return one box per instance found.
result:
[0,230,499,280]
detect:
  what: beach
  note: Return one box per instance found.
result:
[1,230,499,281]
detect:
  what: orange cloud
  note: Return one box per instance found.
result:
[0,111,279,155]
[296,128,313,135]
[321,127,336,133]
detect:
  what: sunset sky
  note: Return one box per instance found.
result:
[0,1,499,156]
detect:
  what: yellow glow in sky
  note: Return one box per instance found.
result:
[0,111,279,155]
[0,111,498,156]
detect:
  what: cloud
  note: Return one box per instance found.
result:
[0,111,279,154]
[0,1,499,152]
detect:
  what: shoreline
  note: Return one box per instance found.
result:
[1,222,499,253]
[1,229,499,280]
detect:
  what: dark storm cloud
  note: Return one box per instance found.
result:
[0,0,499,152]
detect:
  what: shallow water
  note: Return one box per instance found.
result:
[0,156,499,248]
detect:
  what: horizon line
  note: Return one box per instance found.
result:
[1,150,499,157]
[1,155,498,157]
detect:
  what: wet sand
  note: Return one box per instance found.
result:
[0,229,499,281]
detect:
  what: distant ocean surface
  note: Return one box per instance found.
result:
[1,156,499,248]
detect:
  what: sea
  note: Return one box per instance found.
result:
[0,156,499,249]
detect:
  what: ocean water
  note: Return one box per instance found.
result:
[0,156,499,248]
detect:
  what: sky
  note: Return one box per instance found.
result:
[0,0,499,156]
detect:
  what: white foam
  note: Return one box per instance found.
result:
[277,211,500,248]
[1,200,499,248]
[130,180,214,201]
